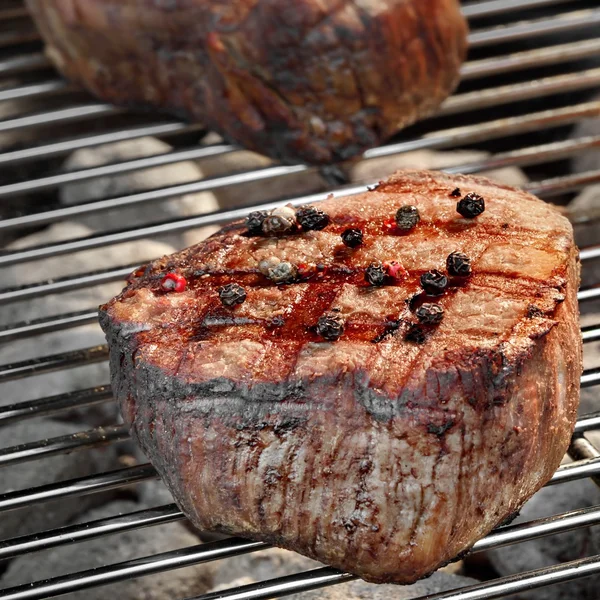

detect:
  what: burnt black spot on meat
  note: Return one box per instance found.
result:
[527,305,545,318]
[498,509,521,527]
[427,420,455,436]
[371,319,402,344]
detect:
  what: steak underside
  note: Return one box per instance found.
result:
[100,170,581,583]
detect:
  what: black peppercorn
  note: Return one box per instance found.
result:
[416,303,444,325]
[365,263,387,287]
[245,210,268,234]
[316,314,345,341]
[457,192,485,218]
[218,283,247,307]
[450,188,462,198]
[296,206,330,231]
[447,252,472,277]
[341,228,363,248]
[405,324,426,344]
[395,205,420,231]
[420,270,448,296]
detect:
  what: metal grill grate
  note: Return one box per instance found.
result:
[1,1,600,599]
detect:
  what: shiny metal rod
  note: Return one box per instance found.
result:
[0,464,158,514]
[0,424,130,467]
[0,122,200,167]
[440,67,600,116]
[0,53,50,76]
[0,264,135,305]
[461,38,600,80]
[0,345,109,383]
[574,412,600,435]
[0,104,118,134]
[0,538,266,600]
[463,0,579,19]
[568,435,600,488]
[0,504,184,561]
[0,309,98,341]
[582,325,600,344]
[467,9,600,48]
[0,385,113,424]
[194,556,600,600]
[0,80,69,103]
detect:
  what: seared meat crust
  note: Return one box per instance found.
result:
[26,0,467,164]
[100,170,581,583]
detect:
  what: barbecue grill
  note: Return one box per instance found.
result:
[1,0,600,598]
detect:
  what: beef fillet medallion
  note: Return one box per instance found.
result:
[100,170,581,583]
[26,0,467,165]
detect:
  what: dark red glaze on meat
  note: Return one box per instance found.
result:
[100,170,581,583]
[26,0,468,165]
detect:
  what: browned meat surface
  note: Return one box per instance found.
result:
[26,0,467,165]
[100,170,581,583]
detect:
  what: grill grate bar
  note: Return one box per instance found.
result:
[525,169,600,198]
[577,286,600,302]
[0,264,138,305]
[0,430,598,517]
[582,325,600,344]
[0,385,113,425]
[462,0,575,19]
[440,67,600,116]
[194,557,600,600]
[0,504,184,562]
[581,368,600,389]
[0,53,49,76]
[3,100,600,219]
[0,539,267,600]
[579,245,600,263]
[0,80,69,103]
[444,134,600,174]
[0,345,108,383]
[569,436,600,488]
[0,143,239,201]
[0,464,159,514]
[467,9,600,48]
[574,412,600,435]
[0,122,201,168]
[0,424,129,467]
[547,455,600,486]
[0,104,118,135]
[0,309,98,342]
[461,37,600,80]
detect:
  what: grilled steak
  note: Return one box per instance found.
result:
[26,0,467,165]
[100,170,581,583]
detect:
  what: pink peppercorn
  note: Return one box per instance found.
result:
[161,273,187,293]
